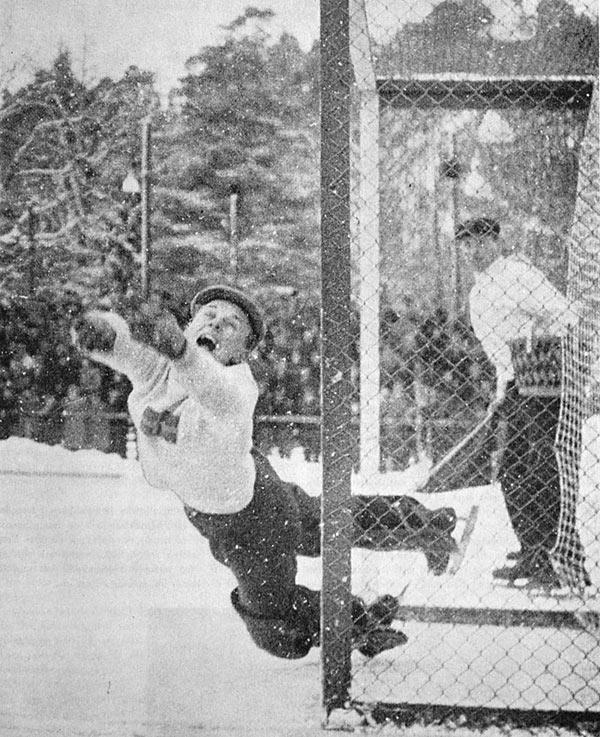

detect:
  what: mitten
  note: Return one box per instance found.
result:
[129,299,186,359]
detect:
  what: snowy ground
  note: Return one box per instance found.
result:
[1,437,599,736]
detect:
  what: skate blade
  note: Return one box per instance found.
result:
[491,577,572,598]
[447,504,479,575]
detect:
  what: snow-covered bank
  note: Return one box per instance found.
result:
[0,435,137,477]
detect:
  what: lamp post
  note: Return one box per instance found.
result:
[122,117,152,299]
[229,187,239,285]
[16,202,40,296]
[140,118,152,299]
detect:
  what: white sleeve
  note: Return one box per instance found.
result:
[84,311,168,387]
[510,262,579,329]
[469,286,514,391]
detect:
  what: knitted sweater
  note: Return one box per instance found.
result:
[86,311,258,513]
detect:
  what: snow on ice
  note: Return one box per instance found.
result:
[1,437,599,736]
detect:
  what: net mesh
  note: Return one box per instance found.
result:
[555,84,600,593]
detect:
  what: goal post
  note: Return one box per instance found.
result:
[320,0,354,716]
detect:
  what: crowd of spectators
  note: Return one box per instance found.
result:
[0,290,494,475]
[0,291,130,452]
[252,292,321,419]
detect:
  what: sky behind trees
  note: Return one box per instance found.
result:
[2,0,595,102]
[1,0,319,100]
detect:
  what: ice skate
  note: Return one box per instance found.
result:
[492,552,568,593]
[352,595,408,658]
[353,495,459,575]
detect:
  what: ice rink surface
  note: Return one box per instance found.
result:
[1,438,599,736]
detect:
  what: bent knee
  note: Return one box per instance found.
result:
[230,587,319,659]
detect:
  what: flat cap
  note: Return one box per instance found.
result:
[190,285,265,348]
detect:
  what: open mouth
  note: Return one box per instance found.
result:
[196,335,217,352]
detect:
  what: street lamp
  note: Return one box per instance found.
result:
[229,186,239,285]
[16,202,40,296]
[121,117,152,299]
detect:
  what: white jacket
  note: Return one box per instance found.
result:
[86,311,258,513]
[469,255,579,397]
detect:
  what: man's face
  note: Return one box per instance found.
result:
[186,299,253,366]
[458,236,498,273]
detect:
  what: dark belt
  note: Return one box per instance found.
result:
[140,406,179,443]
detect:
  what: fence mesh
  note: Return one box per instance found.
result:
[321,0,600,729]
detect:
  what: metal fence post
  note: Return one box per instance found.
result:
[320,0,354,720]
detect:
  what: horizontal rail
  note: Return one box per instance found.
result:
[13,409,488,430]
[395,604,596,629]
[377,78,594,109]
[354,701,600,726]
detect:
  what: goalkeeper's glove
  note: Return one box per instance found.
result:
[129,298,187,360]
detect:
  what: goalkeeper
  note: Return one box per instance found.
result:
[73,284,457,659]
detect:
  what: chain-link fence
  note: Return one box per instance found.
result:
[320,0,600,730]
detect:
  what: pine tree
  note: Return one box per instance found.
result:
[154,9,320,297]
[0,52,159,300]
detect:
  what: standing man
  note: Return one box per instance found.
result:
[74,285,457,659]
[457,219,588,588]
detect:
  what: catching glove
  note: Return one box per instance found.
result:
[129,297,187,359]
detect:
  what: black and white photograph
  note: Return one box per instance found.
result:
[0,1,599,735]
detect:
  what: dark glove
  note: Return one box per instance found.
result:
[129,297,186,359]
[140,407,179,443]
[75,314,117,352]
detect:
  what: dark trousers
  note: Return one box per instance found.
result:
[186,450,310,614]
[184,449,447,658]
[185,449,327,658]
[498,382,562,558]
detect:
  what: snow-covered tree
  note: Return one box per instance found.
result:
[0,52,159,300]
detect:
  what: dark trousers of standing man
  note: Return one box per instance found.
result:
[497,381,588,583]
[184,449,456,659]
[499,382,561,561]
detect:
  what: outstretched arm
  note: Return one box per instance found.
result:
[103,299,258,415]
[127,298,187,360]
[74,310,169,387]
[512,262,580,332]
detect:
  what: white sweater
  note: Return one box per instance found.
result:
[86,311,258,514]
[469,255,579,397]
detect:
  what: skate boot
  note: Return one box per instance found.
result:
[424,506,457,535]
[352,595,408,658]
[391,498,459,575]
[493,550,562,589]
[353,496,459,575]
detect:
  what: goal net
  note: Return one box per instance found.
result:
[555,84,600,592]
